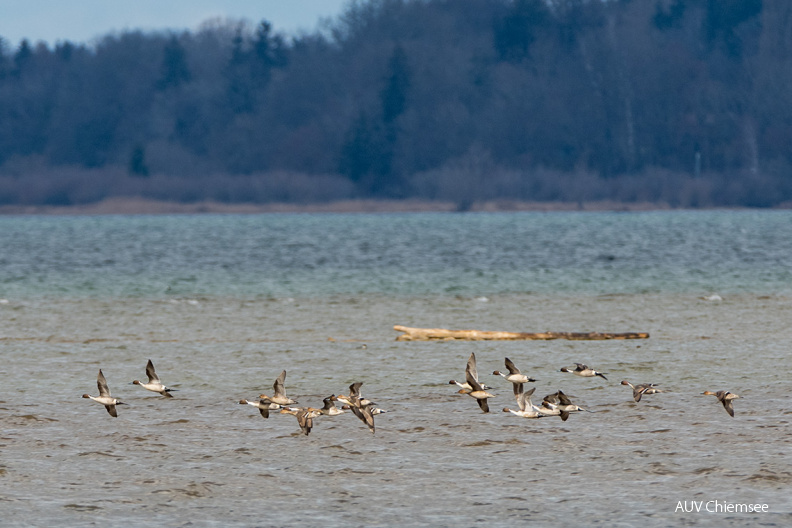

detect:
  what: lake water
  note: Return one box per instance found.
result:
[1,211,791,526]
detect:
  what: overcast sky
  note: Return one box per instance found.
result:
[0,0,350,47]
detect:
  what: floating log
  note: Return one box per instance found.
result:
[394,325,649,342]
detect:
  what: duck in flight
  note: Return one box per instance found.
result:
[503,385,543,419]
[335,382,377,433]
[702,390,740,417]
[449,352,492,391]
[493,357,536,394]
[132,359,177,397]
[543,390,590,413]
[560,363,608,380]
[458,365,496,413]
[621,380,665,402]
[319,396,345,416]
[280,406,322,435]
[83,369,126,417]
[258,370,298,406]
[239,398,281,418]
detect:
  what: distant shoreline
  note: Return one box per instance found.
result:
[0,197,786,216]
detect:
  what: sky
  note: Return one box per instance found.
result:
[0,0,351,47]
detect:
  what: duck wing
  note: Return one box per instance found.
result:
[350,405,376,433]
[543,391,560,405]
[359,406,375,433]
[296,408,312,435]
[465,369,484,392]
[504,357,521,375]
[146,359,160,383]
[346,382,363,400]
[97,369,111,398]
[466,353,479,382]
[556,390,573,406]
[514,383,525,410]
[321,397,335,412]
[517,387,536,412]
[722,398,735,417]
[273,370,288,398]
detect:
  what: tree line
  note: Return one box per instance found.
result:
[1,0,790,208]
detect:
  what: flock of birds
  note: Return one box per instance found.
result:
[82,353,742,435]
[82,359,387,435]
[449,352,741,419]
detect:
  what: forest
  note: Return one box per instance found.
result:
[1,0,791,208]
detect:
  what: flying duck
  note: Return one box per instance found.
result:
[239,398,281,418]
[560,363,608,380]
[621,380,665,402]
[449,352,492,391]
[493,357,536,394]
[132,359,177,397]
[280,406,322,435]
[458,366,496,413]
[258,370,298,406]
[702,390,740,417]
[83,369,125,417]
[503,385,543,419]
[335,383,377,433]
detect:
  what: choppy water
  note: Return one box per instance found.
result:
[2,211,791,526]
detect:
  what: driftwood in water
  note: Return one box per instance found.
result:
[394,325,649,342]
